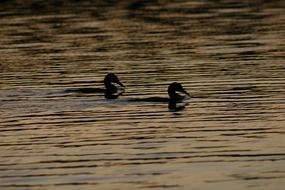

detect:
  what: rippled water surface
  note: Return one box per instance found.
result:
[1,0,285,189]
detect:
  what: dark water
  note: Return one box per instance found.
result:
[1,0,285,189]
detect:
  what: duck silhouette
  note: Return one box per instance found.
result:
[130,82,190,110]
[66,73,125,99]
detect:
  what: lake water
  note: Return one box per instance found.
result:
[0,0,285,189]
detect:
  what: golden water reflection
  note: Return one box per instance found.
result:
[0,0,285,189]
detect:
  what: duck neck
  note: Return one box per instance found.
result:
[104,82,117,93]
[168,90,178,101]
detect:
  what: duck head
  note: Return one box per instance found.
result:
[168,82,190,101]
[104,73,125,90]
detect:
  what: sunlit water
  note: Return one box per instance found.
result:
[1,1,285,189]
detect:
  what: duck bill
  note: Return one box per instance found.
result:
[181,89,190,97]
[116,80,125,88]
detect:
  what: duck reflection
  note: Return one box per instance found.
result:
[66,73,125,99]
[168,99,189,111]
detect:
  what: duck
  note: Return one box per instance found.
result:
[129,82,190,109]
[66,73,125,99]
[168,82,190,102]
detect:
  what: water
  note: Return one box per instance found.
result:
[0,0,285,189]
